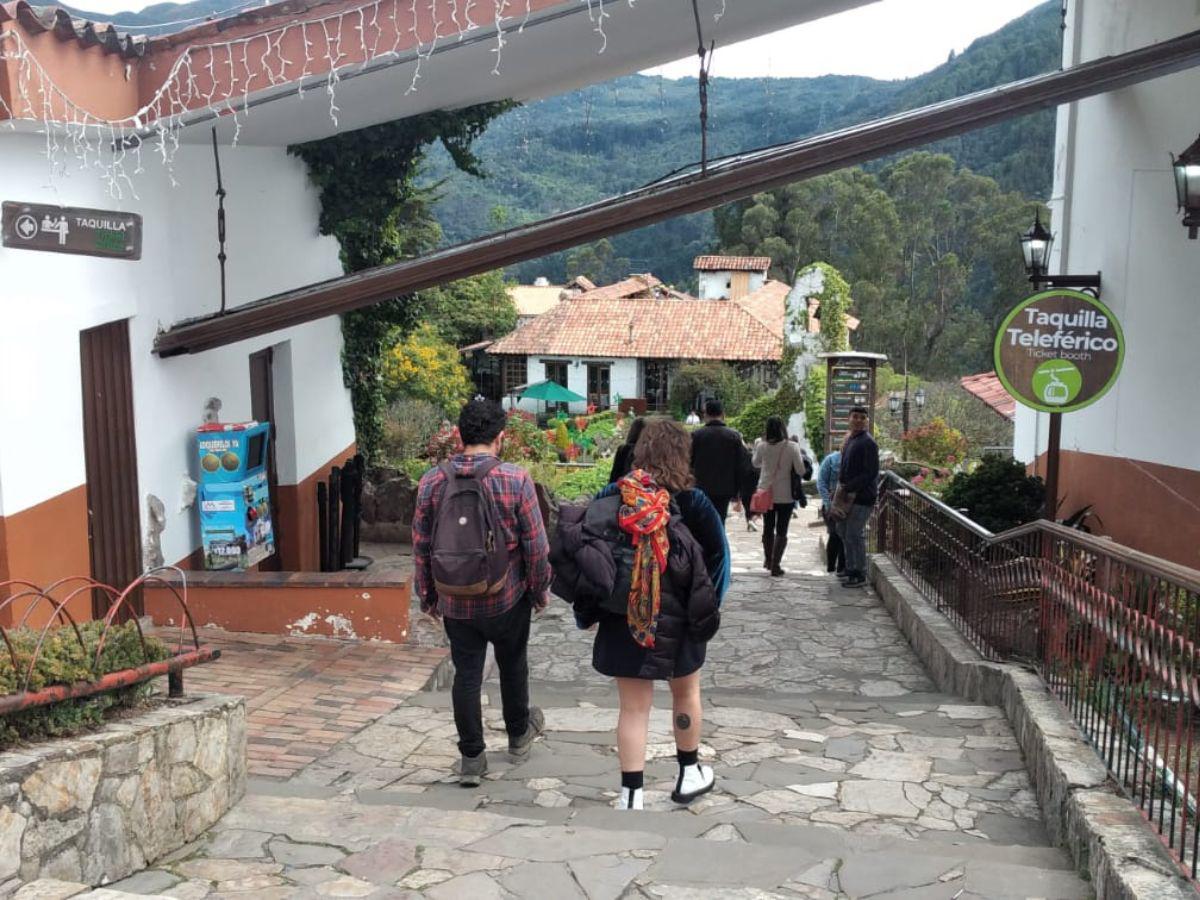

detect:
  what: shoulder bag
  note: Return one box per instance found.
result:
[750,447,785,514]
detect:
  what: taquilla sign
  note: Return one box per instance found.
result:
[994,289,1124,413]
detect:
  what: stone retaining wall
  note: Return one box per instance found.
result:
[0,694,245,894]
[870,556,1198,899]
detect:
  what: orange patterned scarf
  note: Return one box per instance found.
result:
[617,469,671,648]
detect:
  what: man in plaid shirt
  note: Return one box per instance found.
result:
[412,399,551,786]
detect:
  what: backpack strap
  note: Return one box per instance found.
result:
[471,457,504,482]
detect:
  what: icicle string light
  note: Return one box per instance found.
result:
[0,0,638,192]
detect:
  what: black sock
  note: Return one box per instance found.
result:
[621,770,644,790]
[676,748,699,768]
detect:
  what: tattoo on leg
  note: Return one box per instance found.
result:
[675,713,692,730]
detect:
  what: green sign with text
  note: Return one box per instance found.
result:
[994,289,1124,414]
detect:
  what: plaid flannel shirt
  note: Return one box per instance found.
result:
[412,453,551,620]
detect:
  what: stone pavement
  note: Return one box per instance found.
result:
[93,507,1092,898]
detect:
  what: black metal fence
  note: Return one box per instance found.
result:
[872,472,1200,880]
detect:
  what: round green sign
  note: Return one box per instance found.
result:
[993,290,1124,414]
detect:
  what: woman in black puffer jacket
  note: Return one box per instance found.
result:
[551,417,723,811]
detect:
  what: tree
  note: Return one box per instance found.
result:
[382,324,474,416]
[419,271,518,347]
[565,238,630,286]
[289,101,515,460]
[668,362,762,418]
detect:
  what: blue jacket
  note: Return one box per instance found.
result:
[816,451,841,506]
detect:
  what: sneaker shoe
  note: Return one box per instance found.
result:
[508,706,545,758]
[671,763,715,804]
[843,575,867,589]
[616,786,644,810]
[459,751,487,787]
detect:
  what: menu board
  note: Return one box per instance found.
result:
[825,362,877,454]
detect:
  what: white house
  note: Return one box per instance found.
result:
[1013,0,1200,569]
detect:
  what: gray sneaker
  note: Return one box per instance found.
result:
[508,706,545,758]
[459,751,487,787]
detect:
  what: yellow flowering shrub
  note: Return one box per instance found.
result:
[383,323,473,416]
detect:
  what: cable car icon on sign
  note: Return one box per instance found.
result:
[1031,361,1081,406]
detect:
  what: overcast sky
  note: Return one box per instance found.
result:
[83,0,1050,82]
[647,0,1049,81]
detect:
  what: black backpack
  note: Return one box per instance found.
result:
[430,459,510,597]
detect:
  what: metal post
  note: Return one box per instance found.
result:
[1045,412,1062,521]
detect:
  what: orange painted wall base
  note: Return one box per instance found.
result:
[144,571,411,643]
[1032,449,1200,572]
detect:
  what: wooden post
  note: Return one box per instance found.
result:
[1044,412,1062,521]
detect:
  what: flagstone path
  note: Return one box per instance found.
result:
[91,507,1091,899]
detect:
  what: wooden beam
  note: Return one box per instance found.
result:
[155,26,1200,356]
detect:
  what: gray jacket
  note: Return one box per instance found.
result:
[752,440,806,505]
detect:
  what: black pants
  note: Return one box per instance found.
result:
[709,494,733,523]
[824,513,845,572]
[443,598,532,758]
[762,502,793,537]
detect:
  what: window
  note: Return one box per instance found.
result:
[587,364,611,409]
[544,360,568,387]
[643,360,671,411]
[501,355,527,395]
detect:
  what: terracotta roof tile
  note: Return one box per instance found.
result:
[574,274,664,301]
[960,371,1016,421]
[736,280,789,336]
[693,255,772,272]
[487,298,781,361]
[1,1,147,57]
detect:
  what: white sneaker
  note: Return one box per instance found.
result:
[671,763,715,804]
[616,786,644,810]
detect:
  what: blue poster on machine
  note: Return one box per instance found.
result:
[195,422,275,570]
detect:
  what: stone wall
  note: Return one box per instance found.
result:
[0,694,246,893]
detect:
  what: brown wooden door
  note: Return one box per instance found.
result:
[249,347,282,571]
[80,320,142,618]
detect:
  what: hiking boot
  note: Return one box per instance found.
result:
[761,532,775,571]
[508,706,545,758]
[770,536,788,577]
[671,763,715,804]
[459,751,487,787]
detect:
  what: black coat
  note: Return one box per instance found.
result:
[691,421,752,500]
[839,431,880,505]
[608,443,636,484]
[550,495,720,679]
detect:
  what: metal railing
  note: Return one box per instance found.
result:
[872,472,1200,880]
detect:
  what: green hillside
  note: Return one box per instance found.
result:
[422,1,1060,286]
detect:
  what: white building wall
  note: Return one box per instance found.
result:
[1014,0,1200,473]
[697,270,768,300]
[0,135,354,567]
[510,356,637,414]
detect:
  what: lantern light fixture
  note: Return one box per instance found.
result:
[1171,133,1200,239]
[1017,212,1101,296]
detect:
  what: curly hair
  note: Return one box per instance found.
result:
[631,417,695,493]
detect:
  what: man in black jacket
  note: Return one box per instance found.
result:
[836,406,879,588]
[690,399,752,523]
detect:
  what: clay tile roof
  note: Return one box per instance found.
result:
[693,255,772,273]
[574,274,663,301]
[736,279,789,336]
[960,371,1016,421]
[0,1,147,57]
[487,297,782,361]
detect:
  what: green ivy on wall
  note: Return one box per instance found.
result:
[288,102,515,461]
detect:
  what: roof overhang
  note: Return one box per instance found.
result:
[152,23,1200,357]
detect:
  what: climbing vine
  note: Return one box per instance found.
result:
[288,102,515,460]
[797,261,851,353]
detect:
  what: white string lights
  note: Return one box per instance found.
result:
[1,0,641,194]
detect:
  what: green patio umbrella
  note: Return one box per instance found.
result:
[520,380,587,404]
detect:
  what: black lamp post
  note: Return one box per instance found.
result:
[1019,212,1101,294]
[889,377,926,435]
[1172,133,1200,239]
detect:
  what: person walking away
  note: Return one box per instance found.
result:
[690,399,752,523]
[609,416,648,484]
[551,418,726,810]
[751,417,808,576]
[835,406,879,588]
[816,449,845,575]
[412,399,551,787]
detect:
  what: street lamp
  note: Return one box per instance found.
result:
[914,387,926,409]
[1171,133,1200,239]
[888,384,923,434]
[1018,212,1101,295]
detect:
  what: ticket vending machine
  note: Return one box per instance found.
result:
[195,422,275,570]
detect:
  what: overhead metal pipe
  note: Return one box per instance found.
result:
[154,26,1200,357]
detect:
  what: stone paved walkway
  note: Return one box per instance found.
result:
[99,507,1091,899]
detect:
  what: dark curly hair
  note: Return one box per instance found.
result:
[631,417,694,493]
[458,399,507,446]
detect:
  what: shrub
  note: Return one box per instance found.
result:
[668,362,762,418]
[730,390,799,441]
[804,364,827,457]
[941,455,1045,533]
[425,422,463,460]
[901,417,968,467]
[382,323,473,416]
[554,420,571,454]
[555,460,613,500]
[380,399,446,462]
[501,410,557,463]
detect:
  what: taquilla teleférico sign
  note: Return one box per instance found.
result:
[994,289,1124,413]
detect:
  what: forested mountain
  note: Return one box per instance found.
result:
[422,1,1060,286]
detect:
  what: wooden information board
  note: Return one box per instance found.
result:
[820,352,885,455]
